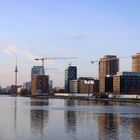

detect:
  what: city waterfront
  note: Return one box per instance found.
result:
[0,96,140,140]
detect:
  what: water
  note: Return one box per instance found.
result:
[0,96,140,140]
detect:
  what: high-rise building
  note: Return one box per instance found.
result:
[31,66,45,80]
[32,75,49,96]
[65,66,77,93]
[99,55,119,93]
[31,66,48,96]
[132,53,140,72]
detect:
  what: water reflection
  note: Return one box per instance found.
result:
[65,100,77,135]
[98,113,120,140]
[131,118,140,140]
[31,99,49,136]
[0,96,140,140]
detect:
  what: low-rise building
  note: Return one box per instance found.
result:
[69,77,99,94]
[113,72,140,94]
[22,82,31,92]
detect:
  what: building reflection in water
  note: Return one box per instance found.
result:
[98,113,120,140]
[98,102,120,140]
[76,100,97,129]
[131,118,140,140]
[64,99,77,138]
[120,116,140,140]
[64,99,99,139]
[30,99,49,135]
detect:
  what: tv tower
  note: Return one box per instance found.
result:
[15,57,18,86]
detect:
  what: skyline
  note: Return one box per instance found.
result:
[0,0,140,87]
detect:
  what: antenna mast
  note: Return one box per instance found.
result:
[15,56,18,86]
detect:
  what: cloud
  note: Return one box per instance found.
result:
[3,46,38,60]
[1,39,55,64]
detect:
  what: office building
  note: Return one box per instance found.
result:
[69,80,78,93]
[99,55,119,93]
[113,72,140,94]
[32,75,49,96]
[69,77,99,94]
[78,77,95,94]
[31,66,45,80]
[65,66,77,93]
[132,53,140,72]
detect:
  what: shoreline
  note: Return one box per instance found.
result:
[30,95,140,103]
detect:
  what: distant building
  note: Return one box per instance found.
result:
[49,80,53,92]
[31,66,45,80]
[22,82,32,92]
[132,53,140,72]
[31,75,49,96]
[54,87,65,93]
[10,85,22,94]
[69,77,99,94]
[99,55,119,93]
[65,66,77,93]
[10,85,17,94]
[113,72,140,95]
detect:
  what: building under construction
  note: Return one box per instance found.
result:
[99,55,119,93]
[31,75,49,96]
[132,53,140,72]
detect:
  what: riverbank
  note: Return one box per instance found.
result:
[31,95,140,103]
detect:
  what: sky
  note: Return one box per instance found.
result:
[0,0,140,87]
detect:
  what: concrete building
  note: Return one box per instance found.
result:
[99,55,119,93]
[69,80,78,93]
[65,66,77,93]
[69,77,99,94]
[113,72,140,94]
[32,75,49,96]
[132,53,140,72]
[78,77,95,94]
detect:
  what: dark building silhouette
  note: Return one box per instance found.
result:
[65,66,77,93]
[113,72,140,94]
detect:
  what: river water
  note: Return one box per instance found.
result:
[0,96,140,140]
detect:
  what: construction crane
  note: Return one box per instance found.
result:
[90,55,131,64]
[45,68,58,74]
[35,57,77,75]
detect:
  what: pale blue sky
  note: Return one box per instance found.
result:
[0,0,140,87]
